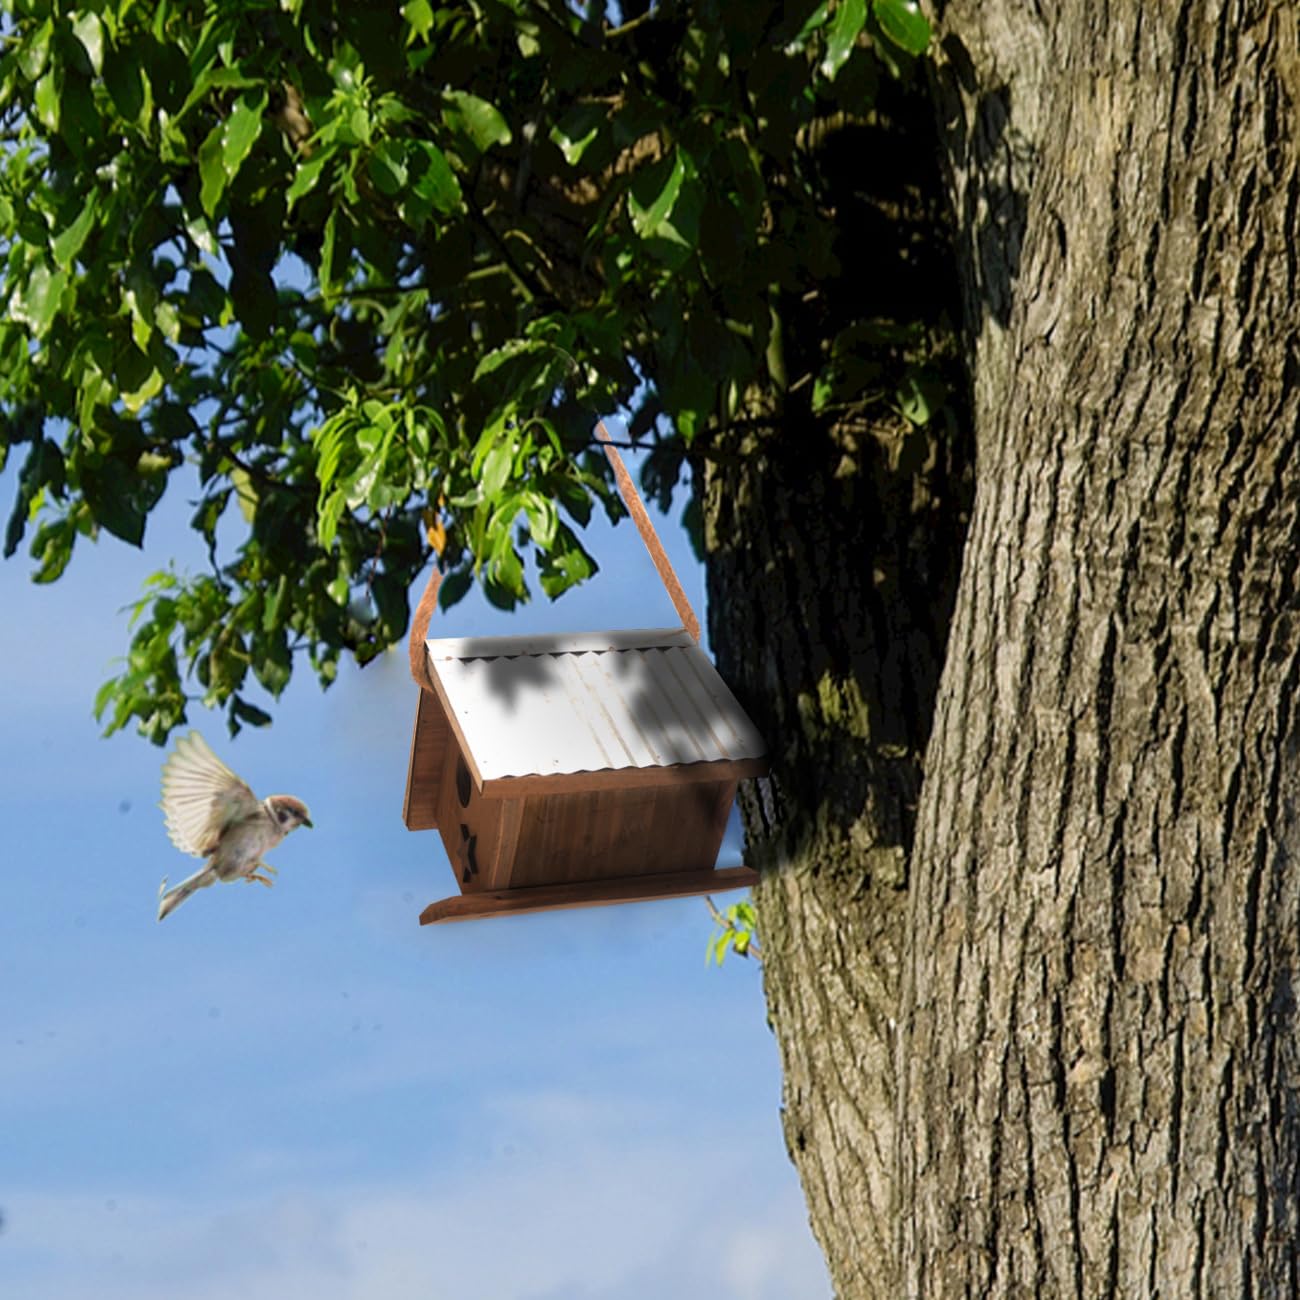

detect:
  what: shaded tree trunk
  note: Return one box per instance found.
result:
[703,408,966,1298]
[700,75,971,1290]
[901,1,1300,1295]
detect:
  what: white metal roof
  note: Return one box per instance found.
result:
[424,627,766,782]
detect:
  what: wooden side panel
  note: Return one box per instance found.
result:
[403,689,451,831]
[506,779,737,889]
[421,865,760,924]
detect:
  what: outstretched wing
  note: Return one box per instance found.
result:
[160,731,261,857]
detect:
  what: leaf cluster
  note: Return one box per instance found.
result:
[0,0,939,740]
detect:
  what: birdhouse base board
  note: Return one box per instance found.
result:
[419,865,758,925]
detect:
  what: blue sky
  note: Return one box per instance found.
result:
[0,431,830,1299]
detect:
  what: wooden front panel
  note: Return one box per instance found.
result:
[506,779,737,889]
[433,741,522,892]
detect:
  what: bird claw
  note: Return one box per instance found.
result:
[245,871,275,888]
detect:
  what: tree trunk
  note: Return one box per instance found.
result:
[699,76,972,1298]
[703,405,967,1297]
[901,2,1300,1295]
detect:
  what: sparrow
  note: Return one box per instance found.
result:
[157,731,313,921]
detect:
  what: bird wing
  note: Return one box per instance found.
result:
[160,731,261,857]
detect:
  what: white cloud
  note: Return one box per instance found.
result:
[2,1094,830,1300]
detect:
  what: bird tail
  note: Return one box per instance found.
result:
[157,865,217,921]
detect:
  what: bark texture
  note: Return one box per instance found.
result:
[703,412,965,1298]
[701,81,971,1296]
[902,2,1300,1295]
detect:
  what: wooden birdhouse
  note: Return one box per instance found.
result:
[402,424,767,924]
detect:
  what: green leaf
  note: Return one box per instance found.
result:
[538,524,596,598]
[10,262,68,336]
[896,370,946,426]
[229,265,277,339]
[486,546,526,606]
[121,366,163,414]
[629,150,686,240]
[872,0,930,54]
[198,91,267,215]
[320,210,350,297]
[402,0,435,40]
[443,90,512,150]
[173,64,260,127]
[480,440,512,499]
[438,567,473,609]
[786,2,832,52]
[231,465,258,522]
[72,12,105,76]
[368,138,408,196]
[231,696,273,728]
[410,140,462,214]
[58,66,100,153]
[286,149,330,204]
[52,195,98,269]
[821,0,867,79]
[549,102,604,166]
[34,67,60,132]
[30,516,76,583]
[524,492,558,548]
[81,455,161,546]
[105,48,147,124]
[198,124,227,216]
[19,18,53,81]
[221,90,267,178]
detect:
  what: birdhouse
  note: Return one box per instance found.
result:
[403,625,766,922]
[401,424,767,924]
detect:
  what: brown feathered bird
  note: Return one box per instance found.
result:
[157,731,312,921]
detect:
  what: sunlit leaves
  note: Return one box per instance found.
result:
[549,102,604,165]
[629,148,687,240]
[33,66,59,131]
[18,17,53,81]
[199,89,267,215]
[286,150,330,205]
[0,0,942,745]
[873,0,931,54]
[9,261,67,337]
[314,395,441,549]
[401,0,435,43]
[706,897,760,965]
[628,147,703,269]
[51,195,97,269]
[71,12,105,76]
[409,139,462,214]
[821,0,867,79]
[442,90,511,151]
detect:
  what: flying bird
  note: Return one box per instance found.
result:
[157,731,312,921]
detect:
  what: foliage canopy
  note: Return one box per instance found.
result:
[0,0,936,741]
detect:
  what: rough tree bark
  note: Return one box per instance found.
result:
[701,82,970,1298]
[901,2,1300,1296]
[710,2,1300,1297]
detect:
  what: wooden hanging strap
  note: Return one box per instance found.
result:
[408,419,701,693]
[594,419,701,643]
[408,565,441,694]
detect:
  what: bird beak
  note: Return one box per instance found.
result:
[303,817,314,829]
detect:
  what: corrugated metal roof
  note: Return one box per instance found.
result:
[425,627,766,781]
[426,627,692,659]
